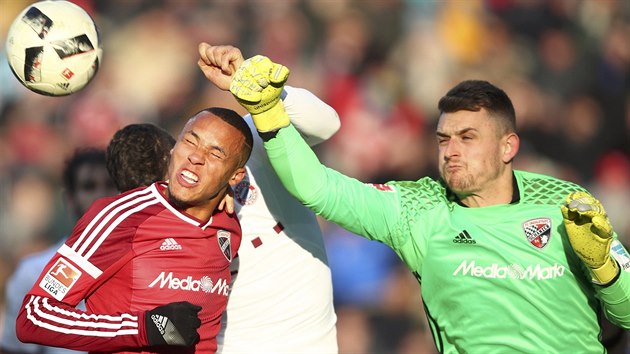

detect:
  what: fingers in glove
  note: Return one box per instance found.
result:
[591,215,613,239]
[560,204,571,221]
[230,74,264,103]
[243,66,269,88]
[269,63,290,84]
[567,198,602,216]
[565,192,607,221]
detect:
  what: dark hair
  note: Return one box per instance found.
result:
[438,80,516,134]
[63,149,107,195]
[106,123,176,192]
[192,107,254,167]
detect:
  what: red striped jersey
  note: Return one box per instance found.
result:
[16,182,241,353]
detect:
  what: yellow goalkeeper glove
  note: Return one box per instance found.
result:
[229,55,290,132]
[561,191,619,285]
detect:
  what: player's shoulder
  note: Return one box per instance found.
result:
[388,176,445,195]
[78,184,160,226]
[387,176,448,210]
[211,208,242,230]
[86,185,144,210]
[515,170,586,205]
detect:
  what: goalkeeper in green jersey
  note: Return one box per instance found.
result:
[226,55,630,353]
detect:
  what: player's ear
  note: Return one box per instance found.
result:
[228,167,246,187]
[502,133,519,163]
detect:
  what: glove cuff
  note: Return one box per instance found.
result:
[591,257,619,285]
[251,100,290,132]
[145,312,168,346]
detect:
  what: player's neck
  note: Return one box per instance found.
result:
[182,195,224,223]
[161,184,222,224]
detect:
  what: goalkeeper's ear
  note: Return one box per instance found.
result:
[501,132,519,164]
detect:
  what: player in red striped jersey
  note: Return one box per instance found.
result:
[16,108,254,354]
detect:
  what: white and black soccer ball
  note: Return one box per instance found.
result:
[5,0,102,96]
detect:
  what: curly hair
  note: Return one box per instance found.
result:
[63,148,108,195]
[106,123,176,192]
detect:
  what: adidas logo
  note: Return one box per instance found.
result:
[57,82,70,90]
[160,238,182,251]
[151,314,168,335]
[453,230,476,244]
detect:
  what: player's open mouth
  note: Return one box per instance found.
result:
[180,169,199,184]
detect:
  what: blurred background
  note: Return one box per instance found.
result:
[0,0,628,353]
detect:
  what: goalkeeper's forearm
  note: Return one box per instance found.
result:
[262,123,401,242]
[262,124,325,203]
[598,260,630,329]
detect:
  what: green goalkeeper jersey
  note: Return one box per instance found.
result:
[265,125,630,354]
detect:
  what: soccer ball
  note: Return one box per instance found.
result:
[5,0,102,96]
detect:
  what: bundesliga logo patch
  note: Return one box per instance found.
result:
[523,218,552,249]
[39,258,81,300]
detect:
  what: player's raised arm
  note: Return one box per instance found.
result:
[282,86,340,146]
[228,55,403,246]
[562,191,630,328]
[198,43,340,146]
[198,43,244,91]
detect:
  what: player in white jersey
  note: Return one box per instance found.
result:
[198,44,339,353]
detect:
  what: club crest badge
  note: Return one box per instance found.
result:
[217,230,232,262]
[523,218,552,249]
[234,173,257,206]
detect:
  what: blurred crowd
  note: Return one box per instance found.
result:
[1,0,628,353]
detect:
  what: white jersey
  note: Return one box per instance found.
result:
[216,87,339,353]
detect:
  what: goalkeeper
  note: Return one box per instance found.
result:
[229,56,630,353]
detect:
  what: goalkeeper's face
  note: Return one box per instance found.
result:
[436,109,514,198]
